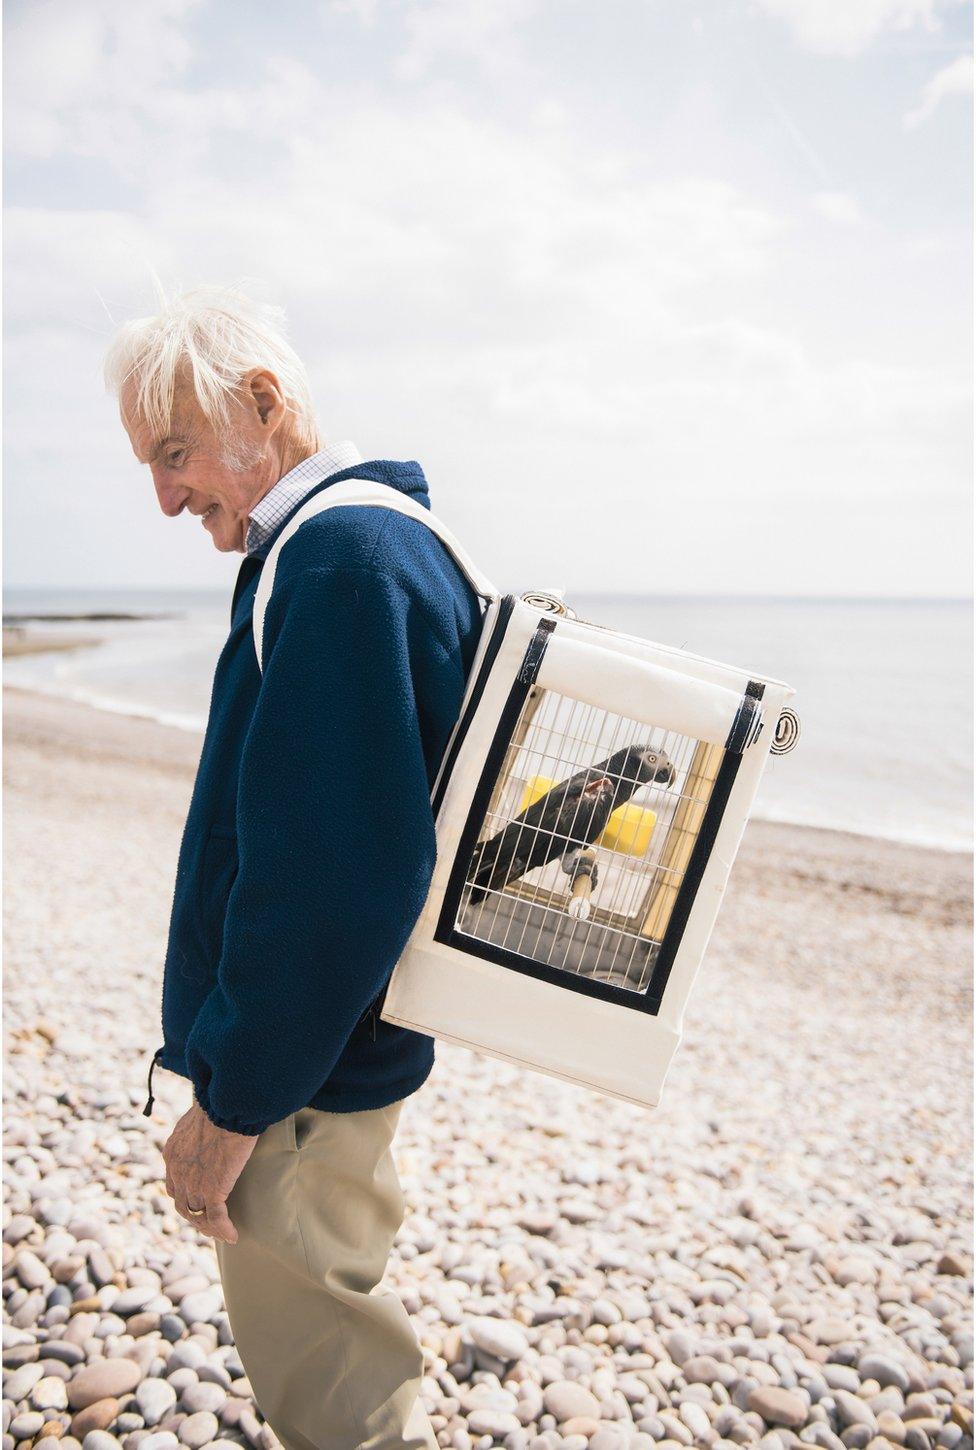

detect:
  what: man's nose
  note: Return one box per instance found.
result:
[152,474,190,518]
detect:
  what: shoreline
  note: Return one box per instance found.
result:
[2,628,106,658]
[3,611,175,624]
[3,680,972,862]
[3,685,972,947]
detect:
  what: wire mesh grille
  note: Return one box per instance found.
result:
[454,686,722,996]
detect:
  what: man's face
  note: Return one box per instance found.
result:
[122,383,276,554]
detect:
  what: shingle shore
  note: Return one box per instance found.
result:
[3,687,972,1450]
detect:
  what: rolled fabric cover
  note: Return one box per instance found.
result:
[533,634,763,751]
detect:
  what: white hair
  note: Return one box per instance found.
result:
[103,282,321,466]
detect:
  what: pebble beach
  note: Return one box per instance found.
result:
[3,684,973,1450]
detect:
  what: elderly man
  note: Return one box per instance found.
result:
[104,287,484,1450]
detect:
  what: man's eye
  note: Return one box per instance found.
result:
[167,450,185,467]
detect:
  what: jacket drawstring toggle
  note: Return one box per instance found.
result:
[143,1047,164,1117]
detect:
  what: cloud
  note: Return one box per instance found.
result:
[4,0,200,161]
[0,25,795,585]
[810,191,863,224]
[325,0,379,23]
[4,114,787,409]
[904,53,974,129]
[2,0,971,594]
[3,208,168,332]
[752,0,957,58]
[395,0,540,80]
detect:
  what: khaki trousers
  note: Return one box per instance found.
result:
[214,1099,438,1450]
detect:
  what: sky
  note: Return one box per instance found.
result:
[2,0,973,596]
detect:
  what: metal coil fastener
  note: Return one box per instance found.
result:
[520,589,577,619]
[771,707,800,755]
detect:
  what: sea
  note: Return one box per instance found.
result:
[3,587,972,854]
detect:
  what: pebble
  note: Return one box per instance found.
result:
[679,1401,713,1439]
[561,1417,601,1436]
[810,1323,855,1348]
[747,1389,808,1430]
[937,1255,968,1277]
[591,1431,631,1450]
[9,1412,45,1439]
[684,1355,726,1385]
[134,1380,177,1426]
[176,1412,219,1448]
[832,1259,876,1287]
[178,1290,222,1326]
[876,1411,907,1443]
[109,1286,157,1317]
[823,1367,862,1394]
[13,1251,51,1291]
[466,1410,522,1437]
[178,1383,226,1416]
[30,1377,68,1412]
[659,1412,695,1445]
[667,1332,697,1367]
[467,1318,529,1363]
[66,1362,141,1411]
[5,1365,45,1402]
[857,1355,911,1393]
[70,1400,120,1437]
[833,1392,877,1431]
[543,1384,601,1422]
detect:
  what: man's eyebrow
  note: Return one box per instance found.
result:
[146,435,181,464]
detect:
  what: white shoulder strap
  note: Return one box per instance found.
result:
[252,478,500,672]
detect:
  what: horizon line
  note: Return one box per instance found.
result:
[3,584,972,605]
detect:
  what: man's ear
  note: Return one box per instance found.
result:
[246,369,285,430]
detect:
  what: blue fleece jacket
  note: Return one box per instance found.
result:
[148,459,484,1135]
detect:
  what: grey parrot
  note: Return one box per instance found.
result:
[465,741,676,906]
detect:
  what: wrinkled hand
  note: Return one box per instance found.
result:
[162,1100,258,1243]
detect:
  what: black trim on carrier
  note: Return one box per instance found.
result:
[724,685,764,753]
[434,675,767,1017]
[431,593,519,821]
[359,591,519,1035]
[434,613,558,945]
[643,680,765,1007]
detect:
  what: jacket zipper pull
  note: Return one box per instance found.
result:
[142,1048,164,1117]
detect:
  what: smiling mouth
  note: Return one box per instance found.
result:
[201,503,218,524]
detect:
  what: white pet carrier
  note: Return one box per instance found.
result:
[253,479,798,1109]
